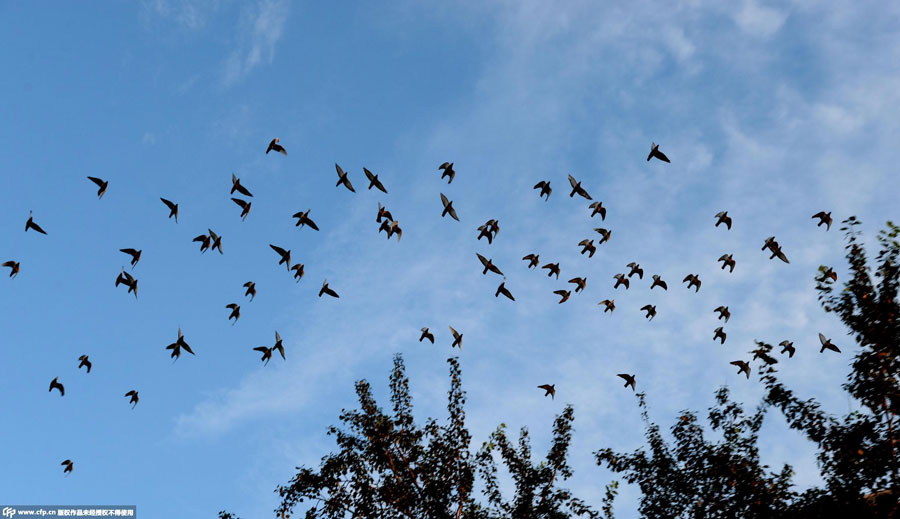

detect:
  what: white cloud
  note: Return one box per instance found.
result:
[734,0,788,38]
[222,0,289,86]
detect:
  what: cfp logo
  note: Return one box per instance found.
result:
[2,507,15,518]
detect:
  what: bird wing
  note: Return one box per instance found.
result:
[449,326,459,339]
[231,198,249,210]
[160,197,176,210]
[335,163,345,177]
[653,149,671,162]
[270,244,288,256]
[364,168,375,182]
[440,193,450,207]
[568,175,578,189]
[476,253,489,267]
[449,207,459,221]
[87,176,105,187]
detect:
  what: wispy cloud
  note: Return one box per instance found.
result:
[222,0,290,86]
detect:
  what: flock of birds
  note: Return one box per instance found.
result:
[6,137,845,476]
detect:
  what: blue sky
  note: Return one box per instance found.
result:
[1,1,898,517]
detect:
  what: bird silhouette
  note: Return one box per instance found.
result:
[567,174,592,200]
[25,211,47,234]
[193,233,211,253]
[640,304,656,321]
[568,277,587,293]
[319,279,339,298]
[598,299,615,313]
[115,268,138,298]
[120,248,142,269]
[537,384,556,399]
[819,333,841,353]
[817,266,837,282]
[594,228,611,244]
[49,377,64,396]
[714,211,732,230]
[542,262,561,279]
[617,373,636,390]
[231,173,253,197]
[718,254,736,273]
[87,176,109,199]
[363,168,388,193]
[779,340,795,358]
[476,253,504,276]
[683,274,701,292]
[495,280,515,301]
[380,220,402,241]
[419,327,435,344]
[812,211,832,231]
[449,326,463,349]
[750,347,778,366]
[579,239,596,258]
[125,390,139,408]
[650,274,667,290]
[613,273,629,290]
[626,262,643,279]
[208,229,223,254]
[713,327,727,344]
[554,289,571,304]
[226,303,241,324]
[166,327,195,361]
[533,180,551,200]
[376,203,393,223]
[232,198,251,221]
[266,137,287,155]
[61,459,73,475]
[291,263,305,282]
[160,197,178,222]
[714,306,730,323]
[254,346,273,365]
[589,201,606,220]
[272,331,286,361]
[522,253,540,269]
[440,193,459,221]
[270,244,292,271]
[243,281,256,301]
[647,142,670,163]
[439,162,456,183]
[762,236,790,263]
[77,355,91,373]
[334,163,356,193]
[2,260,20,278]
[292,209,319,230]
[476,219,500,243]
[731,360,751,379]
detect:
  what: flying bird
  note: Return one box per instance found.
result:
[718,254,736,273]
[334,163,356,193]
[292,209,319,230]
[231,173,253,197]
[537,384,556,399]
[554,289,571,304]
[49,377,64,396]
[579,239,596,258]
[683,274,701,292]
[522,254,540,269]
[87,176,109,199]
[819,333,840,353]
[160,197,178,222]
[647,142,670,163]
[272,331,286,361]
[376,203,393,223]
[193,233,211,253]
[115,268,138,298]
[270,244,292,271]
[166,327,195,361]
[495,280,515,301]
[207,229,223,254]
[125,390,139,408]
[589,201,606,220]
[232,198,251,221]
[714,306,730,323]
[477,253,504,276]
[598,299,615,313]
[534,180,551,200]
[714,327,727,344]
[226,303,241,324]
[266,138,287,155]
[379,220,402,241]
[594,228,611,244]
[714,211,732,230]
[750,347,778,366]
[617,374,636,391]
[762,236,789,263]
[25,211,47,234]
[542,262,561,279]
[2,260,20,278]
[440,193,459,221]
[779,340,795,358]
[363,167,388,193]
[640,304,656,321]
[120,248,142,269]
[567,174,592,200]
[243,281,256,301]
[650,274,667,290]
[291,263,305,282]
[439,162,456,183]
[613,273,629,290]
[419,327,435,344]
[731,360,751,379]
[568,277,587,293]
[812,211,832,231]
[319,279,339,298]
[449,326,463,349]
[61,459,73,475]
[77,355,91,373]
[626,262,643,279]
[817,266,837,282]
[254,346,273,365]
